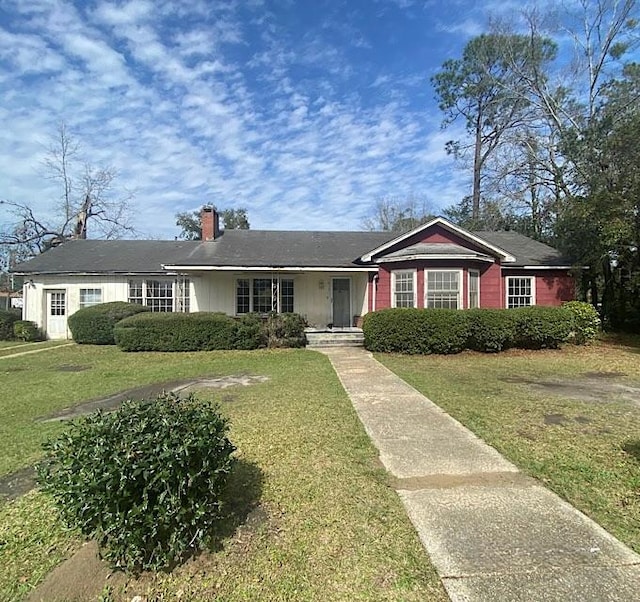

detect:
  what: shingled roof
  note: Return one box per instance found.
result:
[12,227,570,274]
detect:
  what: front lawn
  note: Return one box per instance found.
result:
[377,336,640,553]
[0,345,446,601]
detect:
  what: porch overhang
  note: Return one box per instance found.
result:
[161,265,378,272]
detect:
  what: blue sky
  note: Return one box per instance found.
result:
[0,0,576,239]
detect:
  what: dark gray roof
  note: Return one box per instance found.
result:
[12,240,200,274]
[475,231,570,267]
[168,230,395,268]
[12,228,570,274]
[379,243,492,261]
[13,231,396,274]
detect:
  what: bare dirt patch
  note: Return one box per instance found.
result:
[500,372,640,406]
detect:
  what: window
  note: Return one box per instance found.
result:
[507,276,534,308]
[392,270,416,308]
[236,277,294,314]
[253,278,275,314]
[468,270,480,309]
[128,279,190,312]
[281,279,294,313]
[49,292,66,316]
[147,280,173,312]
[79,288,102,309]
[236,279,250,314]
[425,270,461,309]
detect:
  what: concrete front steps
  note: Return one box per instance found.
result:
[305,328,365,348]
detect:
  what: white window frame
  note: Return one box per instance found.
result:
[424,269,463,309]
[79,288,102,309]
[506,276,536,308]
[127,278,190,312]
[235,277,295,315]
[391,269,417,308]
[468,270,480,309]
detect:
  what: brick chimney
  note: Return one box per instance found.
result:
[201,206,220,241]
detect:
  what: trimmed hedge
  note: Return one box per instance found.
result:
[363,305,576,355]
[0,309,20,340]
[114,311,307,352]
[115,312,238,351]
[37,392,235,571]
[68,302,150,345]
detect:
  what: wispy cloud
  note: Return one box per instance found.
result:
[0,0,471,238]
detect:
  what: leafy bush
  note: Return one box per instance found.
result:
[36,392,236,571]
[363,308,469,354]
[265,312,307,348]
[512,306,573,349]
[13,320,42,342]
[563,301,601,344]
[234,313,267,350]
[467,309,517,352]
[0,309,20,340]
[364,306,575,354]
[68,302,149,345]
[115,312,240,351]
[115,311,308,351]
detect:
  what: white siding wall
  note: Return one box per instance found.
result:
[25,272,372,339]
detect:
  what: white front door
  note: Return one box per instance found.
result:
[45,290,68,339]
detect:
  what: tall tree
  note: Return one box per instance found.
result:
[558,63,640,327]
[0,123,134,256]
[362,195,434,232]
[432,33,557,221]
[175,206,250,240]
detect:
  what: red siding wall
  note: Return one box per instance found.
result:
[505,270,575,306]
[368,225,576,312]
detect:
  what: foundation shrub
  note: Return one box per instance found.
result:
[234,313,267,349]
[363,308,469,354]
[364,306,575,354]
[114,312,239,351]
[13,320,42,342]
[563,301,601,344]
[265,312,307,348]
[0,309,20,340]
[36,392,235,571]
[512,305,573,349]
[68,302,149,345]
[467,309,517,352]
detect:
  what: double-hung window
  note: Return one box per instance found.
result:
[425,270,461,309]
[468,270,480,309]
[235,277,294,314]
[79,288,102,309]
[392,270,416,308]
[128,278,190,312]
[507,276,534,308]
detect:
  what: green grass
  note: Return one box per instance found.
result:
[0,340,68,357]
[377,337,640,553]
[0,345,446,602]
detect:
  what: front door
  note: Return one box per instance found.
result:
[332,278,351,328]
[45,289,67,339]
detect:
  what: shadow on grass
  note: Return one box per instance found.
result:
[206,457,265,553]
[622,440,640,463]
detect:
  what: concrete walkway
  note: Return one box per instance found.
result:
[0,342,74,360]
[321,347,640,602]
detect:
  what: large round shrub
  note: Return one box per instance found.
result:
[37,392,236,571]
[68,301,149,344]
[563,301,601,344]
[13,320,42,342]
[0,309,20,340]
[265,312,307,348]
